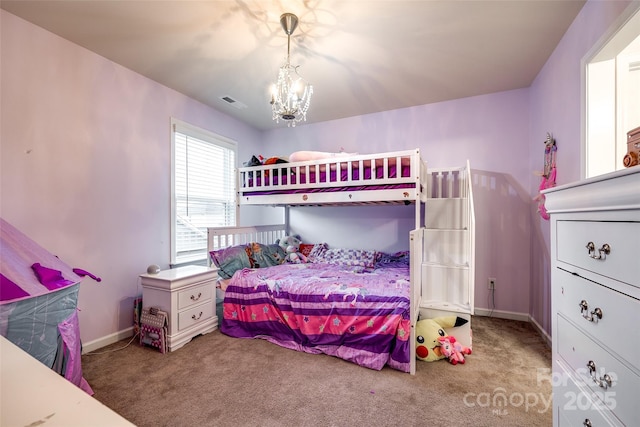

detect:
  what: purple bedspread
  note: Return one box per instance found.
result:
[221,263,412,372]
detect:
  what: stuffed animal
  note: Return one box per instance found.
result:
[243,155,289,178]
[437,335,472,365]
[275,235,308,264]
[415,316,469,362]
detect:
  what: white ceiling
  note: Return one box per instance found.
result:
[1,0,586,131]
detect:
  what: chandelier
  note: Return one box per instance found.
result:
[270,13,313,127]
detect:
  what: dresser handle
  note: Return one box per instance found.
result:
[586,242,610,260]
[583,419,592,427]
[585,241,595,255]
[579,300,603,322]
[192,311,203,321]
[190,292,202,301]
[586,360,613,389]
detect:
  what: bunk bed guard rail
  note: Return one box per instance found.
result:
[236,149,427,207]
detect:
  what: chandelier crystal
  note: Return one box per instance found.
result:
[270,13,313,127]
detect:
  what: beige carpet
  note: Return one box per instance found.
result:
[82,316,552,427]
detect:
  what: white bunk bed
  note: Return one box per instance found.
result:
[237,149,427,229]
[207,151,475,374]
[419,161,475,347]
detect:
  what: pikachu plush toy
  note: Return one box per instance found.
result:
[415,316,469,362]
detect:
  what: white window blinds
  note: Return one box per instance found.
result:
[171,119,237,265]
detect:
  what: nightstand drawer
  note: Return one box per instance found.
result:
[556,220,639,287]
[177,283,213,310]
[557,315,640,427]
[553,270,640,367]
[178,303,214,332]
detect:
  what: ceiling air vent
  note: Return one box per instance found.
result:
[219,95,247,110]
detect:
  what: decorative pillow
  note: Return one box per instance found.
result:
[247,242,286,269]
[299,243,315,257]
[210,245,251,279]
[306,242,329,262]
[314,248,378,269]
[210,243,286,279]
[376,251,410,268]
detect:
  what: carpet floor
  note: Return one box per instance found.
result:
[82,315,552,427]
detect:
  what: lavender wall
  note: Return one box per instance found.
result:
[527,0,634,335]
[0,11,262,347]
[255,0,636,335]
[1,0,633,346]
[259,89,534,318]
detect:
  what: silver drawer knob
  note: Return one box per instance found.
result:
[579,300,603,323]
[586,360,613,389]
[585,241,595,254]
[583,419,592,427]
[586,241,611,260]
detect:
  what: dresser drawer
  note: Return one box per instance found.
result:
[557,315,640,427]
[553,270,640,367]
[556,361,623,427]
[177,282,213,310]
[178,302,214,332]
[556,221,639,288]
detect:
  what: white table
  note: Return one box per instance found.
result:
[1,336,135,426]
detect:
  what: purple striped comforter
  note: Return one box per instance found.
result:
[220,263,412,372]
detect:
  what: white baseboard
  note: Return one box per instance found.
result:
[83,309,552,354]
[474,308,551,348]
[473,307,530,322]
[82,327,135,354]
[528,315,552,348]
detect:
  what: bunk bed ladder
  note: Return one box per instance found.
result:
[418,161,475,347]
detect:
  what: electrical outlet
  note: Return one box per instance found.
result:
[488,278,496,290]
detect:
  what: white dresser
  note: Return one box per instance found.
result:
[140,265,218,352]
[544,168,640,426]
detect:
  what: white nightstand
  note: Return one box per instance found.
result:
[139,265,218,352]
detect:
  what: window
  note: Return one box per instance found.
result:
[171,118,237,266]
[584,4,640,178]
